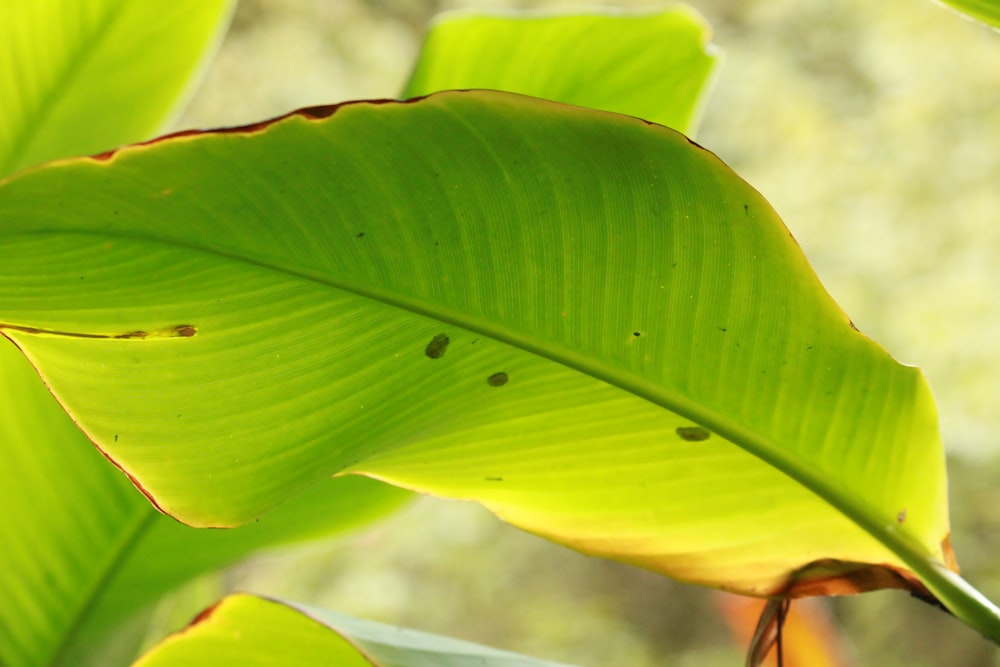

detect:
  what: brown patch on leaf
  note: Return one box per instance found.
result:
[83,94,440,163]
[487,372,508,387]
[676,425,711,442]
[425,333,449,359]
[0,322,196,340]
[189,599,225,626]
[767,558,938,607]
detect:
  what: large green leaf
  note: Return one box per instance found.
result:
[403,7,720,135]
[0,0,234,176]
[0,3,409,666]
[0,339,409,667]
[133,593,576,667]
[1,90,998,639]
[935,0,1000,28]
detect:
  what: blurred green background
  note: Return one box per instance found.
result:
[161,1,1000,665]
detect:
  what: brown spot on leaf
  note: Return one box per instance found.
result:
[1,322,196,340]
[676,426,711,441]
[189,600,224,626]
[897,509,907,523]
[425,333,449,359]
[767,558,940,607]
[487,372,508,387]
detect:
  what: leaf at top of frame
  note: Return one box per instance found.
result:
[0,0,234,177]
[404,6,720,136]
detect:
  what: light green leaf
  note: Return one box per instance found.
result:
[403,7,720,135]
[0,340,409,667]
[132,594,576,667]
[0,0,234,176]
[1,90,998,640]
[935,0,1000,28]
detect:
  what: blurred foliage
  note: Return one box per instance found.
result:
[173,1,1000,665]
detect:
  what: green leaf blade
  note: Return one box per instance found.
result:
[0,335,409,667]
[403,7,720,135]
[132,594,577,667]
[0,0,234,176]
[0,90,980,628]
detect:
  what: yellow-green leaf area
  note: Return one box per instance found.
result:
[131,595,375,667]
[0,91,952,607]
[133,594,577,667]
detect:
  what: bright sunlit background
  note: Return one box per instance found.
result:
[165,1,1000,664]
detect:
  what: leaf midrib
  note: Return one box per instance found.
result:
[9,226,998,640]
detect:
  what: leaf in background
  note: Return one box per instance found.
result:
[1,90,997,639]
[0,0,234,176]
[132,594,576,667]
[0,4,409,666]
[403,7,720,136]
[934,0,1000,28]
[0,339,409,667]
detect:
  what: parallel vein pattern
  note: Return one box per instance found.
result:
[0,91,951,602]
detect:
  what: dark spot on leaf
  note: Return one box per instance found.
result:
[849,320,860,332]
[174,324,196,337]
[743,204,749,215]
[116,330,148,339]
[425,333,449,359]
[487,372,508,387]
[485,477,503,482]
[356,232,365,238]
[114,434,118,442]
[676,426,711,442]
[633,331,642,337]
[806,345,813,350]
[897,510,907,523]
[718,327,727,333]
[190,600,224,626]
